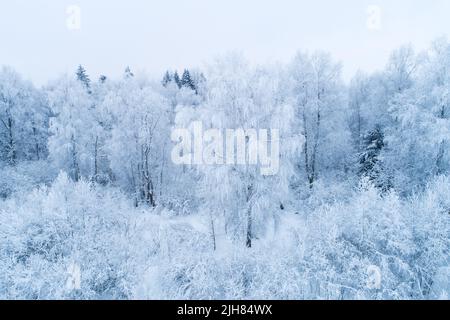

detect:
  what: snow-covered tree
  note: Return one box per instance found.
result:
[124,66,134,79]
[162,71,173,87]
[289,52,350,188]
[106,77,171,206]
[382,41,450,192]
[76,65,91,91]
[358,126,391,192]
[46,75,100,181]
[173,71,181,89]
[174,55,300,248]
[0,67,49,165]
[181,69,196,92]
[349,72,372,152]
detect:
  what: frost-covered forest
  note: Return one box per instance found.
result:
[0,38,449,300]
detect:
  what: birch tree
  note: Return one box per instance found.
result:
[0,67,49,165]
[290,52,346,188]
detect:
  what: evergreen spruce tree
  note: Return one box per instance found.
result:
[124,66,134,79]
[173,71,181,89]
[181,69,196,91]
[76,65,91,90]
[358,125,392,192]
[162,71,173,87]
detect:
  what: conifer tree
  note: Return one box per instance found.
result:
[173,71,181,89]
[181,69,196,91]
[99,75,107,83]
[76,65,91,90]
[358,125,392,192]
[124,66,134,79]
[162,71,173,87]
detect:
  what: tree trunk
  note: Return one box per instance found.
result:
[93,136,99,181]
[71,135,80,181]
[357,101,362,153]
[309,108,321,189]
[434,104,447,176]
[245,184,254,248]
[140,145,156,207]
[435,140,445,176]
[33,127,40,160]
[303,110,311,187]
[209,212,216,251]
[246,205,252,248]
[7,117,16,165]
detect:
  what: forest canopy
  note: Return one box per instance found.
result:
[0,38,449,299]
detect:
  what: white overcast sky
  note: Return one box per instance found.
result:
[0,0,449,85]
